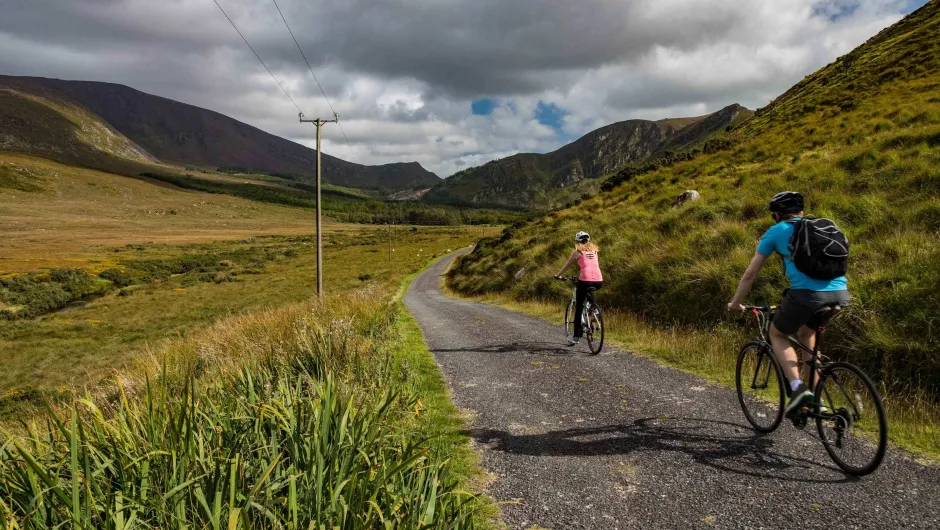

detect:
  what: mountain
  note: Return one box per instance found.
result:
[448,1,940,401]
[0,76,440,190]
[424,104,751,210]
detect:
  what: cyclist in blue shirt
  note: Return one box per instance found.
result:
[727,192,850,419]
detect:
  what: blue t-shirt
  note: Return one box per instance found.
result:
[756,219,848,292]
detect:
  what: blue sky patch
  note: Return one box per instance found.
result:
[815,1,860,22]
[535,101,568,130]
[903,0,930,13]
[471,98,498,115]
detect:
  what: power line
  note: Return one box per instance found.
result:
[212,0,316,135]
[270,0,354,159]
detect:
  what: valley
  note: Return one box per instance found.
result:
[1,1,939,527]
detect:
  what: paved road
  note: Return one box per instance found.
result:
[404,251,940,530]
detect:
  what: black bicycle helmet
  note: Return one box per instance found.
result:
[769,191,804,214]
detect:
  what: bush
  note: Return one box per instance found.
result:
[0,269,106,318]
[98,268,135,288]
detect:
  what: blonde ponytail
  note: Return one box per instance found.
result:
[576,242,599,253]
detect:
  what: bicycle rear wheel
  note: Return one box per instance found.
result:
[815,362,887,476]
[564,299,576,340]
[736,342,785,433]
[585,306,604,355]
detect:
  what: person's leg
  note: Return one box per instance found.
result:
[796,325,818,387]
[573,282,588,338]
[772,291,816,417]
[770,324,801,383]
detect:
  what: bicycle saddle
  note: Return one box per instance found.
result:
[814,304,842,315]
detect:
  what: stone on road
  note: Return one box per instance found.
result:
[404,252,940,530]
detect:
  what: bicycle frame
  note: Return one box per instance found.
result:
[748,306,855,423]
[565,278,593,327]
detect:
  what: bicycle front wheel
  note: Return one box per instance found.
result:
[736,342,785,433]
[585,306,604,355]
[815,362,887,476]
[564,299,576,340]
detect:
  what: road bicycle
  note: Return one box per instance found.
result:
[735,304,887,476]
[557,276,604,355]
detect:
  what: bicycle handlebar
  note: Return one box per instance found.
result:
[742,305,775,312]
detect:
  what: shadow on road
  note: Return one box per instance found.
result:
[469,417,858,484]
[433,341,576,357]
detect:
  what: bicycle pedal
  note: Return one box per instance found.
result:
[791,417,808,430]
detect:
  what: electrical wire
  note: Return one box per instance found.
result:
[270,0,354,158]
[212,0,317,135]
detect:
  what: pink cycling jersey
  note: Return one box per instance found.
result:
[578,251,603,282]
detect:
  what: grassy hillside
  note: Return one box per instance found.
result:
[425,104,751,210]
[449,0,940,402]
[0,76,441,190]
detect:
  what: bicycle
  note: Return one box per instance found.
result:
[735,304,887,476]
[557,276,604,355]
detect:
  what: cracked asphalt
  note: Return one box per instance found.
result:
[404,251,940,530]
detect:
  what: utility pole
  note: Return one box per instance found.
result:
[299,112,338,297]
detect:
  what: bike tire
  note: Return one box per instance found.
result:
[564,299,576,340]
[814,362,888,476]
[735,341,785,433]
[586,306,604,355]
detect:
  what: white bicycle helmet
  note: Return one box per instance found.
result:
[574,231,590,243]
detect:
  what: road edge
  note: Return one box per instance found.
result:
[395,250,504,529]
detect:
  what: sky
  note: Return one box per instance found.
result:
[0,0,930,177]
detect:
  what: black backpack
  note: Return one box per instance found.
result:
[787,218,849,280]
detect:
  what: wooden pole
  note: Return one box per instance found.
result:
[299,112,338,297]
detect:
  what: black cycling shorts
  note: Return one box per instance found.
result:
[773,289,851,335]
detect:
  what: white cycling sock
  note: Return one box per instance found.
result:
[790,379,804,392]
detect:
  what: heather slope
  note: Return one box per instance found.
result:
[448,1,940,397]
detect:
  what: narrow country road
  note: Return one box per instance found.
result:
[404,251,940,530]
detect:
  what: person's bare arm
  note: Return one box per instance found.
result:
[728,252,769,312]
[556,250,579,278]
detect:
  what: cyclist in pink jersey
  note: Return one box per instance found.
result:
[555,231,604,346]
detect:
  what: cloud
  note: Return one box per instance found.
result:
[0,0,928,176]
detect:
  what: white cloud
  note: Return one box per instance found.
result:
[0,0,926,176]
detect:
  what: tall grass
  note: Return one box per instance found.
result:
[0,289,479,528]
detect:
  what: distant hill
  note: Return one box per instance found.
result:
[0,76,440,190]
[424,104,752,210]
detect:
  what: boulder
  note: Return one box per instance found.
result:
[675,190,701,207]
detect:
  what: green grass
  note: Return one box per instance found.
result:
[0,288,486,528]
[447,2,940,455]
[0,227,478,408]
[388,303,501,528]
[0,233,497,529]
